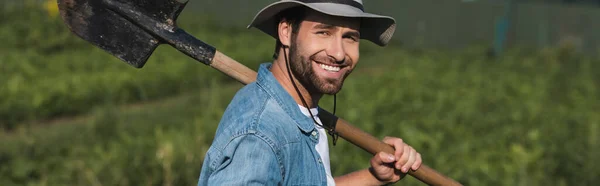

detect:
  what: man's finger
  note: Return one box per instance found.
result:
[372,152,396,166]
[382,137,403,147]
[393,139,404,160]
[411,153,422,171]
[382,137,404,161]
[396,145,410,169]
[402,148,417,173]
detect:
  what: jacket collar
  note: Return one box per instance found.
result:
[256,63,316,133]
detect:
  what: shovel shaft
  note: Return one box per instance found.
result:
[211,51,257,85]
[208,50,462,186]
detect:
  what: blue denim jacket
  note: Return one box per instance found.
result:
[198,63,328,185]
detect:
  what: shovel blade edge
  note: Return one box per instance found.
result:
[58,0,189,68]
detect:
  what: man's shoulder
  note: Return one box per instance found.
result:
[217,82,268,131]
[213,82,300,147]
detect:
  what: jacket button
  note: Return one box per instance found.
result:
[311,131,317,137]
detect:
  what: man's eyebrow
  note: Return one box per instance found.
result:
[313,23,360,37]
[313,23,336,30]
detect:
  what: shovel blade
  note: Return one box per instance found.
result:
[58,0,188,68]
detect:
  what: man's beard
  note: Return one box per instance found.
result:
[287,37,351,95]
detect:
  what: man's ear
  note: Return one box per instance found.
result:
[277,19,293,47]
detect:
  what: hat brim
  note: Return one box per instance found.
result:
[247,1,396,46]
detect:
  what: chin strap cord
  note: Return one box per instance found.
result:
[328,94,339,146]
[283,45,339,146]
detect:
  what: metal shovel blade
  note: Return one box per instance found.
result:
[58,0,188,68]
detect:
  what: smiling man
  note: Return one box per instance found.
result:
[198,0,422,185]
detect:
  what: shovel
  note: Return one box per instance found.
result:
[57,0,461,185]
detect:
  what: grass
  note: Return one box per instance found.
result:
[2,45,599,185]
[1,82,243,186]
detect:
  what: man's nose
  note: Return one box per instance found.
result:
[326,37,346,63]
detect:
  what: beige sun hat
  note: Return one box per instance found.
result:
[247,0,396,46]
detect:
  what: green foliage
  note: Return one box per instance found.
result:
[0,6,273,129]
[325,45,600,186]
[2,45,599,186]
[0,82,239,186]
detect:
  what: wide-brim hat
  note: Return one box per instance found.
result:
[247,0,396,46]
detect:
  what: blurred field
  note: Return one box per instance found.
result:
[0,2,274,129]
[1,1,600,186]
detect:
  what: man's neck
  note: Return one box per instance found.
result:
[270,55,322,108]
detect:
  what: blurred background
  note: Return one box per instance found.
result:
[1,0,599,185]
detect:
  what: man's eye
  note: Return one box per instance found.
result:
[344,36,358,42]
[316,31,330,36]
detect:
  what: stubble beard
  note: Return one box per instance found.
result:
[287,36,351,95]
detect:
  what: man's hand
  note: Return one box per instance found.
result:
[369,137,422,184]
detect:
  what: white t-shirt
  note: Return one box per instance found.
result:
[298,105,336,186]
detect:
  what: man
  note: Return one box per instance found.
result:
[198,0,422,185]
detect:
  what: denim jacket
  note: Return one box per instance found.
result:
[198,63,328,185]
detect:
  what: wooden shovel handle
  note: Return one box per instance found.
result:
[210,51,257,85]
[210,51,462,186]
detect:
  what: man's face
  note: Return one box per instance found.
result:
[288,11,361,95]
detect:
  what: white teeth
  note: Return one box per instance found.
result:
[319,64,341,72]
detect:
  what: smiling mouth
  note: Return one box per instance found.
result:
[318,63,341,72]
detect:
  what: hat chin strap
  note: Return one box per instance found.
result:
[283,45,340,146]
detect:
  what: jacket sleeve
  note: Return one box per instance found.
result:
[204,133,283,185]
